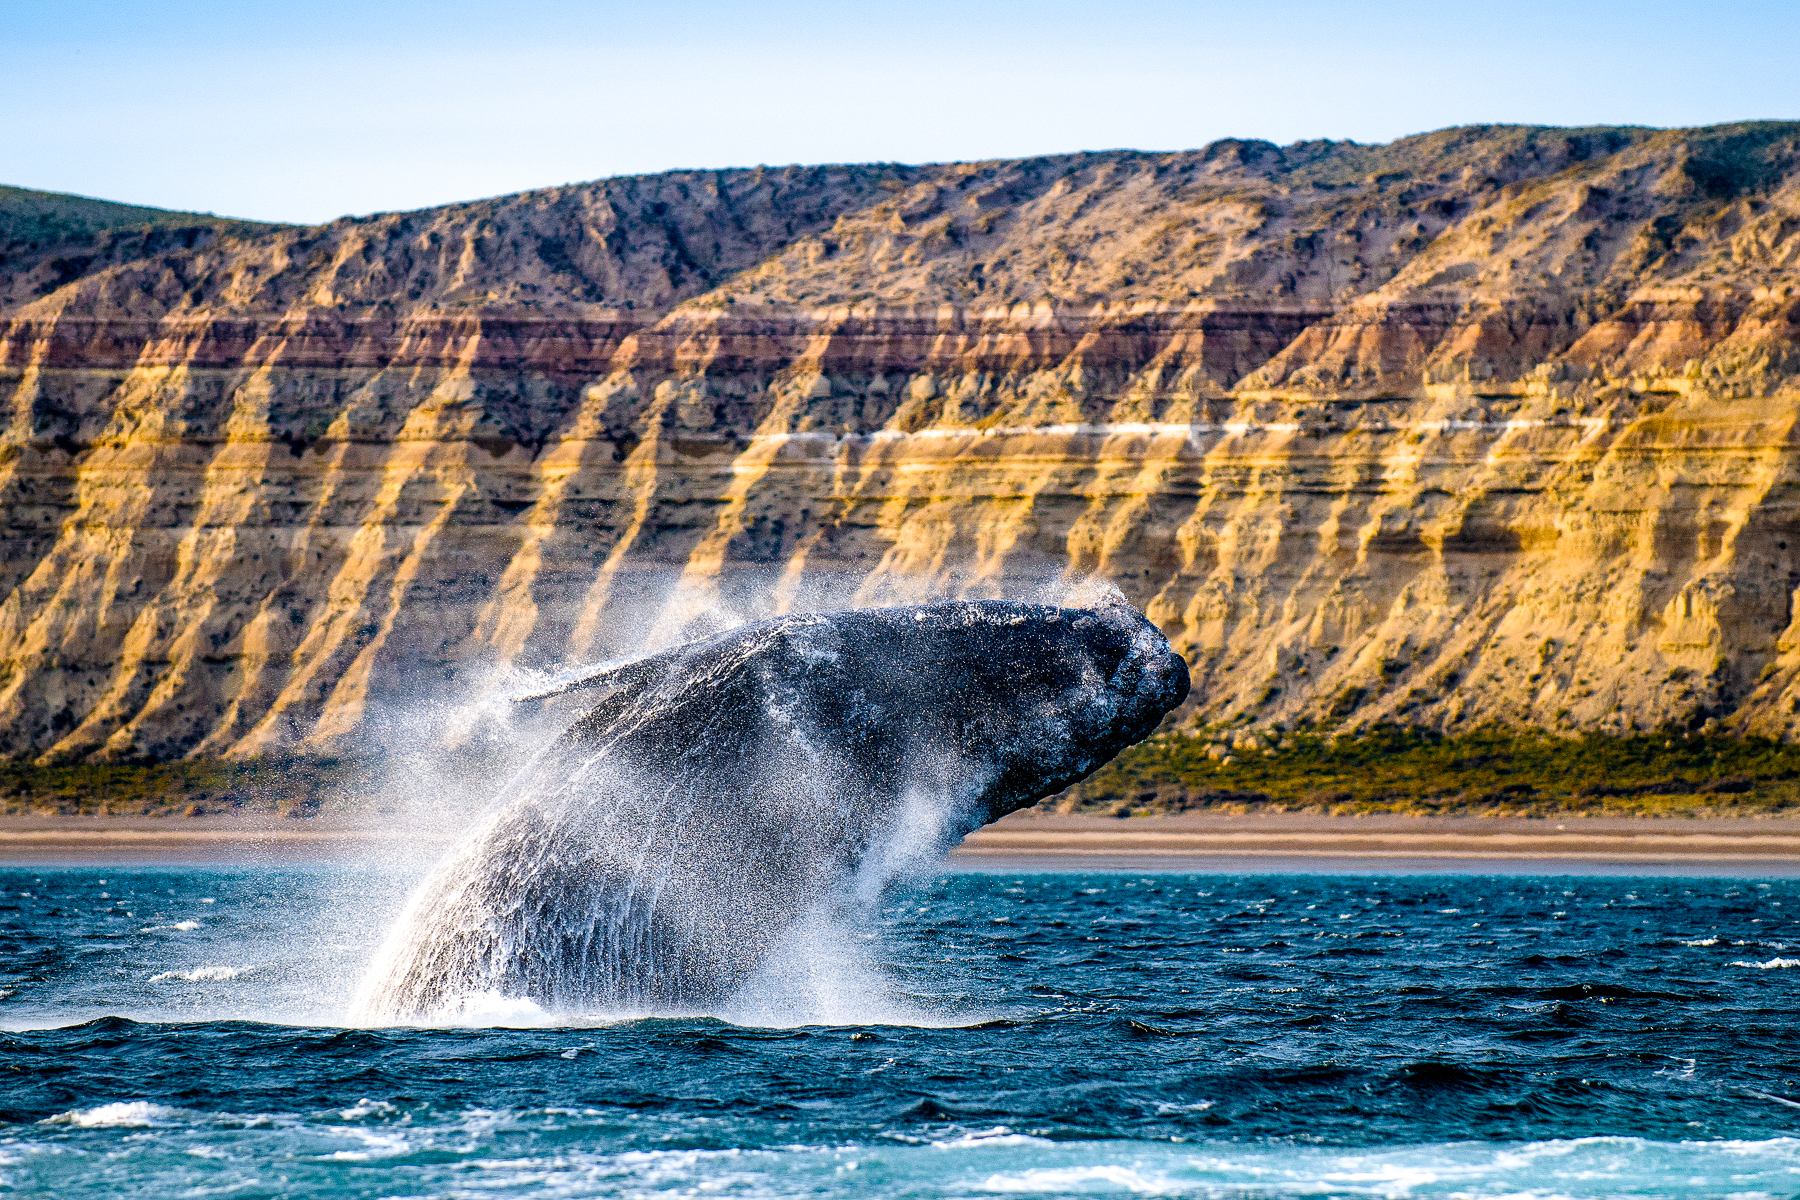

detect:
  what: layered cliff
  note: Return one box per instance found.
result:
[4,122,1800,761]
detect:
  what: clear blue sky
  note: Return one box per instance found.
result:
[8,0,1797,225]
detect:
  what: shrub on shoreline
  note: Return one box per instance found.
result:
[10,728,1800,820]
[1059,726,1800,818]
[0,757,364,818]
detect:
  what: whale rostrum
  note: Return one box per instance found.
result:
[353,597,1190,1021]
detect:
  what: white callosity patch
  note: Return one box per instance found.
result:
[352,597,1187,1024]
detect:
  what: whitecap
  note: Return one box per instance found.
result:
[932,1127,1053,1150]
[1682,937,1719,946]
[40,1100,177,1128]
[1745,1090,1800,1110]
[315,1130,411,1161]
[1730,958,1800,969]
[148,965,252,982]
[981,1164,1170,1193]
[339,1098,401,1121]
[141,920,201,932]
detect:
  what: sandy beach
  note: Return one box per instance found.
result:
[953,810,1800,875]
[0,815,435,865]
[7,809,1800,874]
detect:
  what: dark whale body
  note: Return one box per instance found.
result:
[355,597,1189,1021]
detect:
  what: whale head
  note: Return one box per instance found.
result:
[832,595,1191,829]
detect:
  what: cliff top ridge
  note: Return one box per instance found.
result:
[4,121,1798,323]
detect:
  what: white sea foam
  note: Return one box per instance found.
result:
[18,1110,1800,1199]
[141,921,201,932]
[981,1164,1172,1193]
[40,1101,178,1128]
[931,1127,1053,1150]
[1745,1090,1800,1110]
[437,989,555,1027]
[1682,937,1719,946]
[965,1136,1800,1199]
[339,1099,401,1121]
[1730,957,1800,969]
[313,1128,413,1161]
[148,965,251,982]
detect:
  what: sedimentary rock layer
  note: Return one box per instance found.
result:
[4,123,1800,760]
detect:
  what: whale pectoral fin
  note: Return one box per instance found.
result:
[512,656,665,705]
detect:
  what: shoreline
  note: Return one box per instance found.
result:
[951,810,1800,875]
[8,810,1800,874]
[0,814,444,866]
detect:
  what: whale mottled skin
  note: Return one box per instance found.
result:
[355,597,1189,1021]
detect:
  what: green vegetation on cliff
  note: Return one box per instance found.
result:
[1062,727,1800,818]
[0,184,274,249]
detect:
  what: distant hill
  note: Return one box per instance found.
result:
[0,184,278,249]
[5,123,1800,763]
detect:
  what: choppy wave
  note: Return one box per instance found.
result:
[39,1100,180,1128]
[15,1110,1800,1200]
[7,867,1800,1198]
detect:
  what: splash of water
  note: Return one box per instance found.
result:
[350,594,1188,1025]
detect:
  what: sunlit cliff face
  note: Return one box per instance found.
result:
[9,123,1800,764]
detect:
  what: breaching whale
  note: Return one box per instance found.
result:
[353,595,1189,1022]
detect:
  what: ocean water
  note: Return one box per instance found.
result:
[4,865,1800,1198]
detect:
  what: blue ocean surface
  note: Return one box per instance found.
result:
[4,865,1800,1198]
